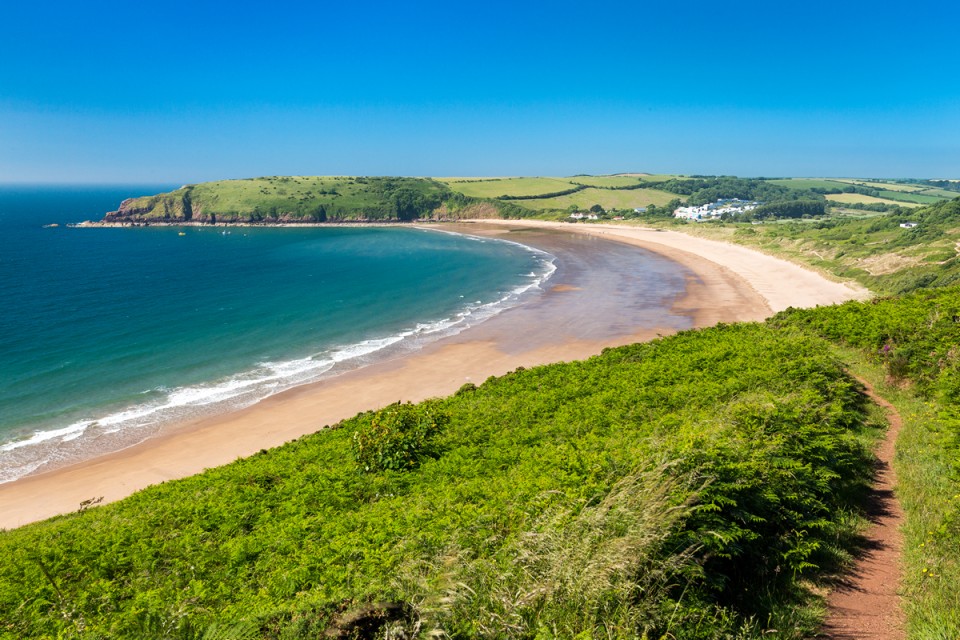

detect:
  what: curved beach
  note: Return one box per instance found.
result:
[0,221,868,529]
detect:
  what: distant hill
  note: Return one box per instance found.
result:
[100,174,960,225]
[103,176,454,223]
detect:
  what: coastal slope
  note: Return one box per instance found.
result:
[104,176,454,223]
[0,221,863,529]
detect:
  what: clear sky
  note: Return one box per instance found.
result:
[2,0,958,182]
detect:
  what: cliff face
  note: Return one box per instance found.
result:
[104,188,195,222]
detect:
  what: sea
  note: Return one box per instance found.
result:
[0,185,557,483]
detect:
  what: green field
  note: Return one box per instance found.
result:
[767,178,849,191]
[635,174,691,182]
[437,177,578,198]
[876,190,946,205]
[0,322,884,639]
[918,186,960,198]
[510,187,682,211]
[566,175,644,188]
[826,193,922,208]
[833,180,925,192]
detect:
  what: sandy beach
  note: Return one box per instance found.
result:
[0,221,868,529]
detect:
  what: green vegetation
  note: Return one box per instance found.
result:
[766,178,851,191]
[826,193,922,208]
[774,287,960,637]
[509,186,683,212]
[44,170,960,637]
[435,177,579,199]
[351,402,448,473]
[101,174,957,225]
[106,177,455,223]
[0,323,882,639]
[875,190,943,205]
[566,175,645,188]
[749,200,826,220]
[835,180,925,193]
[677,197,960,295]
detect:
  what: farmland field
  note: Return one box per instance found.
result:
[832,179,925,192]
[635,174,691,182]
[567,175,644,188]
[438,177,577,198]
[510,187,682,211]
[876,190,947,205]
[826,193,922,208]
[766,178,849,191]
[919,187,960,198]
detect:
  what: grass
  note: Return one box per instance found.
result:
[826,193,923,208]
[566,175,644,188]
[635,174,692,182]
[766,178,850,191]
[918,187,960,199]
[111,176,453,222]
[876,190,946,205]
[835,180,926,193]
[854,366,960,638]
[776,288,960,638]
[437,177,578,199]
[654,196,960,294]
[0,323,881,639]
[509,187,682,211]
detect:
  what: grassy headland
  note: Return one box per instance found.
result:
[104,176,454,223]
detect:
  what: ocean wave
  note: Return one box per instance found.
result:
[0,237,556,484]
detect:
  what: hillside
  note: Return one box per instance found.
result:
[99,174,960,225]
[0,322,883,639]
[103,177,454,223]
[6,283,960,638]
[675,197,960,294]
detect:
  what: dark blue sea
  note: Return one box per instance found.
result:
[0,185,554,482]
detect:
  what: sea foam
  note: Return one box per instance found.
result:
[0,231,555,484]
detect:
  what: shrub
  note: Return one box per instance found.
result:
[351,401,448,472]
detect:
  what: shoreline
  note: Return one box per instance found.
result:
[0,221,867,529]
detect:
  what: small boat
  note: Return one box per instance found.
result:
[178,231,186,236]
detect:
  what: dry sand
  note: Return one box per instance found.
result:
[0,221,869,529]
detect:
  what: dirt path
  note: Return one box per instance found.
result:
[820,377,905,639]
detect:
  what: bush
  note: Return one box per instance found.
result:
[351,401,448,472]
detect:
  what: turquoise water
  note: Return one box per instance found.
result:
[0,186,554,481]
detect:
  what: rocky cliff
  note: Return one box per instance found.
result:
[104,188,196,223]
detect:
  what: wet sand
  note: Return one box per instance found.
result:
[0,222,866,529]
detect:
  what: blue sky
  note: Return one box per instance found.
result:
[2,0,958,182]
